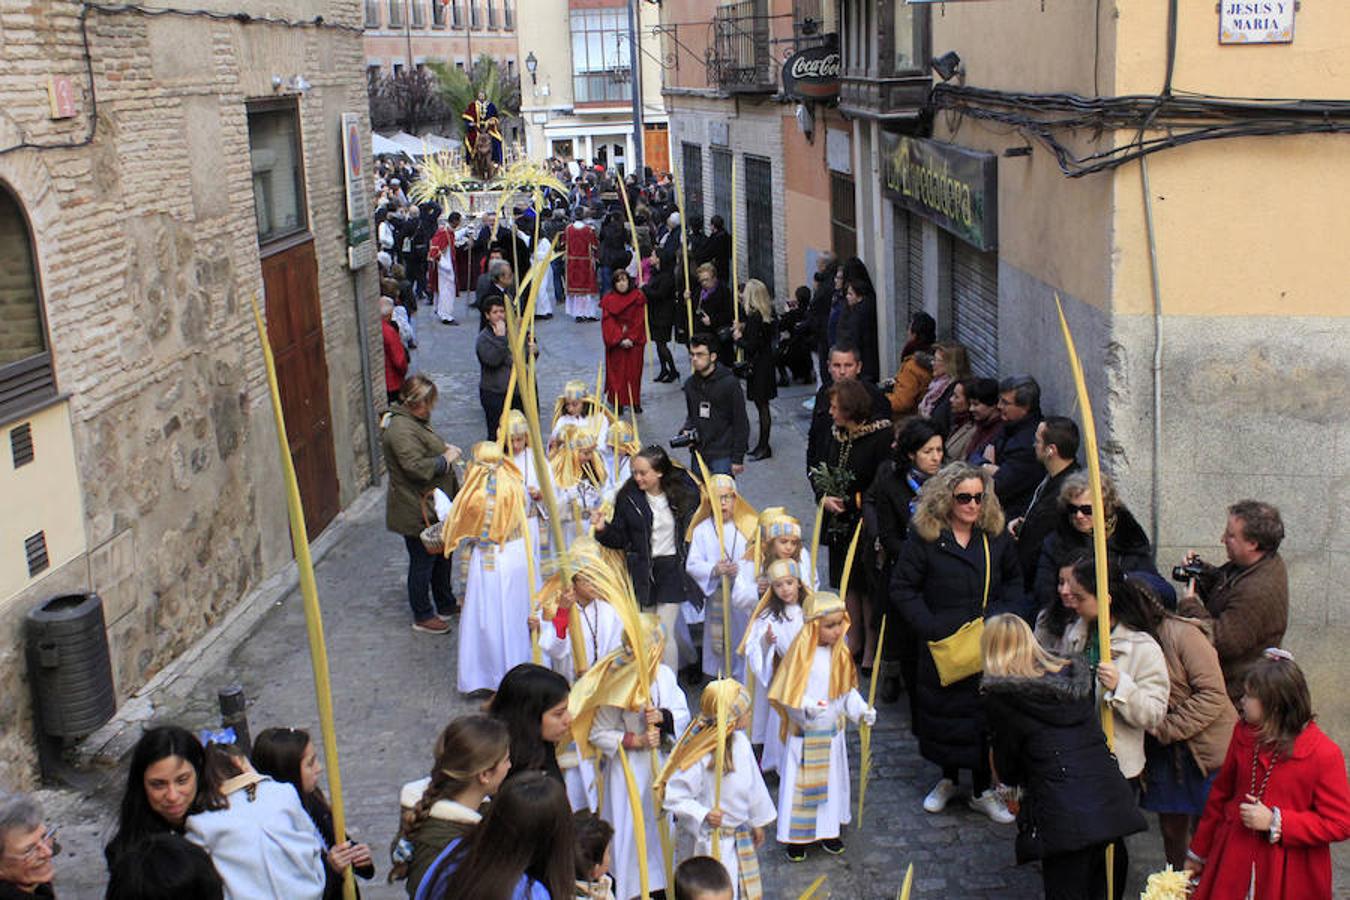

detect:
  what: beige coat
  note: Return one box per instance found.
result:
[1152,616,1237,775]
[1052,618,1170,779]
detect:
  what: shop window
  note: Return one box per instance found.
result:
[247,102,309,246]
[0,184,55,421]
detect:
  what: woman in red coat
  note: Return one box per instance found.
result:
[600,268,647,414]
[1186,650,1350,899]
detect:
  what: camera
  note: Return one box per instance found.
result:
[1171,558,1207,583]
[670,427,699,449]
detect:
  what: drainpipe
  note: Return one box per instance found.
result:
[352,269,383,487]
[1140,156,1163,546]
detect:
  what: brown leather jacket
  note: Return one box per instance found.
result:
[1178,552,1288,704]
[1152,616,1237,774]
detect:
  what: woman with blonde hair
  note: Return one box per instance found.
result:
[890,462,1028,823]
[733,279,778,461]
[918,342,971,434]
[980,614,1146,899]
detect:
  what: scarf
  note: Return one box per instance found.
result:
[906,467,928,516]
[788,727,834,842]
[918,374,952,417]
[735,826,764,899]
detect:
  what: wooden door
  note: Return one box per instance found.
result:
[260,239,340,540]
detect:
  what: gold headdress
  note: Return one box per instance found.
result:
[507,409,530,439]
[607,420,640,457]
[549,424,604,489]
[766,591,857,739]
[685,474,759,543]
[551,380,616,431]
[736,558,809,654]
[744,507,802,564]
[654,678,751,797]
[440,441,526,554]
[568,612,666,759]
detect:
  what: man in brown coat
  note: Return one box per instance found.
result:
[1178,499,1288,704]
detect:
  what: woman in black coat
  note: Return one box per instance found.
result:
[889,461,1027,822]
[591,446,700,671]
[1033,471,1156,640]
[644,252,679,383]
[734,279,777,461]
[813,378,892,669]
[863,417,945,709]
[835,275,880,383]
[692,262,734,362]
[981,614,1147,900]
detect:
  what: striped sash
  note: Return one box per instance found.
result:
[788,725,833,842]
[706,589,727,670]
[734,825,763,900]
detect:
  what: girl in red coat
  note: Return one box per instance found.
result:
[1185,650,1350,899]
[600,268,647,414]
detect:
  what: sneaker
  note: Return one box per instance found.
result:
[785,844,808,863]
[412,616,450,634]
[969,789,1016,824]
[819,838,844,855]
[923,778,958,813]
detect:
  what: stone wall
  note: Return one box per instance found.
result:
[0,0,382,789]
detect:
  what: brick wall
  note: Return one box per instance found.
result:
[0,0,382,788]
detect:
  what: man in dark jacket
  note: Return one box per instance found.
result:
[806,345,890,473]
[1177,499,1289,704]
[807,254,838,386]
[1010,416,1081,589]
[985,376,1044,518]
[475,295,513,438]
[680,333,749,475]
[699,214,732,284]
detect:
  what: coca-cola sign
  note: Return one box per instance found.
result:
[782,43,841,101]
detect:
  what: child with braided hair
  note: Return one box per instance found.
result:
[391,715,512,897]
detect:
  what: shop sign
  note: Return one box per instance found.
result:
[781,43,841,101]
[882,134,997,252]
[340,112,374,269]
[1219,2,1294,44]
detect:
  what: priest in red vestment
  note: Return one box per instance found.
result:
[600,268,647,412]
[564,218,600,321]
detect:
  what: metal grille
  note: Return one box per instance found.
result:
[10,421,33,468]
[830,172,856,261]
[951,241,999,377]
[25,531,49,578]
[682,142,704,223]
[711,0,771,88]
[893,207,925,330]
[745,155,775,294]
[711,148,733,233]
[906,211,924,319]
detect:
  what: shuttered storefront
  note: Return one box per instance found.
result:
[951,240,999,377]
[892,206,924,328]
[682,141,704,222]
[830,171,856,261]
[711,148,732,232]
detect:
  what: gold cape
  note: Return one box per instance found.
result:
[766,591,858,739]
[654,679,752,799]
[567,613,665,759]
[440,442,526,553]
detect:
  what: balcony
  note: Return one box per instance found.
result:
[710,0,774,94]
[836,0,931,119]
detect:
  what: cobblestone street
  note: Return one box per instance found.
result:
[41,303,1285,898]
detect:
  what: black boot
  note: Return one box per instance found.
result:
[748,404,772,460]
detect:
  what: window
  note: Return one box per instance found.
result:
[0,184,55,420]
[570,8,632,104]
[364,0,381,28]
[392,62,404,76]
[892,2,923,73]
[829,171,856,260]
[431,0,445,27]
[470,2,481,28]
[745,155,774,293]
[503,0,514,29]
[454,59,465,70]
[451,0,464,27]
[506,58,515,78]
[411,0,425,28]
[486,0,497,29]
[247,103,308,246]
[387,0,402,27]
[366,63,382,86]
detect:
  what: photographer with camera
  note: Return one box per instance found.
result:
[677,333,748,476]
[1176,500,1289,704]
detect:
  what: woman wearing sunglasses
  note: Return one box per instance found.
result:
[890,461,1028,823]
[1032,471,1156,641]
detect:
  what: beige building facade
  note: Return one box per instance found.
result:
[0,0,382,787]
[518,0,667,172]
[845,2,1349,719]
[362,0,519,77]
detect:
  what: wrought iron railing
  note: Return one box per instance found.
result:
[710,0,772,91]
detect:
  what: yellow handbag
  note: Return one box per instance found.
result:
[927,533,990,687]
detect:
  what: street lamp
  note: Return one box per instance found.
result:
[525,51,538,85]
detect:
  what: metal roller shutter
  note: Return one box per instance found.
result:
[906,213,924,320]
[745,155,775,293]
[951,241,999,377]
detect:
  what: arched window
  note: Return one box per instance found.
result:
[0,184,55,421]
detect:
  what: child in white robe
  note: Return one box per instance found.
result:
[507,411,548,590]
[573,617,691,900]
[601,420,638,500]
[684,475,758,681]
[659,679,776,900]
[766,591,876,861]
[550,425,606,553]
[550,380,612,450]
[738,559,808,775]
[442,442,533,695]
[533,235,556,319]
